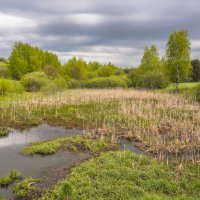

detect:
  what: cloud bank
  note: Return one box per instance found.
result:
[0,0,199,66]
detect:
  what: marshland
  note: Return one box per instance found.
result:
[1,3,200,198]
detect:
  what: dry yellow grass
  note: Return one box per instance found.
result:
[1,89,200,161]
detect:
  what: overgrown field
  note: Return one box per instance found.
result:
[1,89,200,161]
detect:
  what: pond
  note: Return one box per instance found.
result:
[0,124,84,199]
[0,124,144,199]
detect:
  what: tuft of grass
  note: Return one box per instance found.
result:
[13,177,40,198]
[0,170,22,187]
[21,136,115,155]
[39,151,200,200]
[0,127,9,137]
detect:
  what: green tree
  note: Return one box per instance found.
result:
[64,57,87,80]
[140,45,161,72]
[9,42,61,79]
[191,59,200,82]
[166,30,191,91]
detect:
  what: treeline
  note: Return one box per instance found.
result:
[0,30,200,94]
[0,42,130,94]
[9,42,61,79]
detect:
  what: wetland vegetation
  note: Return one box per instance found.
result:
[1,30,200,199]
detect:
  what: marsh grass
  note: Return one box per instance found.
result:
[21,136,115,155]
[13,177,40,198]
[0,170,22,187]
[39,151,200,200]
[1,89,200,161]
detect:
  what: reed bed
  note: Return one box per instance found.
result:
[1,89,200,161]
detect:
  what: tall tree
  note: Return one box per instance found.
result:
[9,42,61,79]
[166,30,191,91]
[191,59,200,82]
[140,45,161,71]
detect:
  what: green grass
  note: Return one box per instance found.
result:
[21,136,115,155]
[0,170,22,187]
[13,177,40,198]
[0,61,7,68]
[166,82,200,90]
[39,151,200,200]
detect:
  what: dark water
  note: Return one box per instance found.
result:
[119,138,149,155]
[0,124,83,199]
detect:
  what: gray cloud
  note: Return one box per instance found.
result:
[0,0,200,66]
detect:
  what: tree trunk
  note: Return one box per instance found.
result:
[176,68,179,93]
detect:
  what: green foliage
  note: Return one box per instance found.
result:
[191,59,200,82]
[39,151,200,200]
[0,78,24,95]
[44,65,58,78]
[0,127,9,137]
[41,77,67,94]
[67,79,82,89]
[141,71,170,89]
[13,177,39,198]
[20,72,49,92]
[0,67,9,78]
[128,67,169,89]
[128,68,143,87]
[64,57,87,80]
[83,75,130,88]
[128,45,169,89]
[166,30,191,87]
[9,42,60,79]
[0,170,22,187]
[140,45,161,71]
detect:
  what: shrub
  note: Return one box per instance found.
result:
[41,77,67,94]
[68,79,82,89]
[0,79,24,95]
[83,76,130,88]
[44,65,58,78]
[21,72,49,92]
[0,67,9,78]
[141,71,170,89]
[128,68,142,87]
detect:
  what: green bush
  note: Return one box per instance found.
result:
[21,72,49,92]
[0,79,24,95]
[68,79,82,89]
[128,69,170,89]
[141,71,170,89]
[85,76,130,88]
[41,77,67,94]
[0,67,9,78]
[83,76,130,88]
[44,65,58,78]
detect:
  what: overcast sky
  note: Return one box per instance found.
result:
[0,0,199,67]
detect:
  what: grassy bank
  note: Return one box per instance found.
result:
[1,89,200,160]
[39,151,200,200]
[21,136,115,155]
